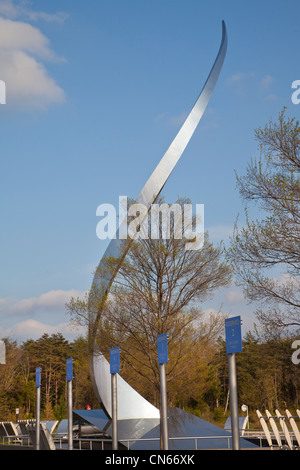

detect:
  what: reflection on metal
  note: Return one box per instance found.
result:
[92,355,160,419]
[77,408,257,450]
[159,362,168,449]
[224,415,249,436]
[126,408,257,450]
[73,409,110,434]
[228,353,240,450]
[89,21,228,419]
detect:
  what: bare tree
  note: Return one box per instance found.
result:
[227,108,300,331]
[67,197,231,403]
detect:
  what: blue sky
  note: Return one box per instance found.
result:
[0,0,299,341]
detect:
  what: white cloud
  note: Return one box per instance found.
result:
[0,289,87,341]
[227,72,279,102]
[226,72,253,98]
[0,0,68,23]
[0,298,9,307]
[0,50,65,108]
[0,289,84,316]
[0,16,58,59]
[0,12,66,108]
[227,72,248,84]
[226,289,245,304]
[260,74,274,89]
[0,0,20,19]
[0,318,86,342]
[264,93,279,102]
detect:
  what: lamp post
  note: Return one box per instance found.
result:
[241,404,249,429]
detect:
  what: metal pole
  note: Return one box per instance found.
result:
[36,383,40,450]
[159,362,168,450]
[67,379,73,450]
[228,353,240,450]
[111,372,118,450]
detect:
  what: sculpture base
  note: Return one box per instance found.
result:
[73,407,258,450]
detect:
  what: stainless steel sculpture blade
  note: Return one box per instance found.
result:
[89,21,227,420]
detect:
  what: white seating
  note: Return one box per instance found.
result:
[256,409,300,449]
[286,409,300,447]
[275,410,293,449]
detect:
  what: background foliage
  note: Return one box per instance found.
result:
[0,330,299,427]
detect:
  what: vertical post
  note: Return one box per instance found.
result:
[35,367,41,451]
[159,362,168,450]
[157,333,169,450]
[110,347,120,451]
[225,316,242,451]
[66,358,73,450]
[111,372,118,450]
[228,353,240,450]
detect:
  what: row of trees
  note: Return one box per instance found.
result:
[0,330,299,425]
[0,333,98,421]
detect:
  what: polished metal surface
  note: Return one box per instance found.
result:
[111,373,118,450]
[127,408,257,450]
[89,21,228,420]
[67,379,73,450]
[159,363,169,449]
[75,408,258,450]
[228,353,240,450]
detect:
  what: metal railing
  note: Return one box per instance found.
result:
[54,435,234,450]
[0,435,31,446]
[119,435,233,450]
[54,437,112,450]
[1,431,267,450]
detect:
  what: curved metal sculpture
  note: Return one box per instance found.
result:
[89,21,227,420]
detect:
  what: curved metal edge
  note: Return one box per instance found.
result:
[89,21,227,418]
[91,353,160,419]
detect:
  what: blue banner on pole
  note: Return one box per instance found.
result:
[35,367,41,388]
[110,347,120,374]
[225,316,242,354]
[157,333,168,364]
[66,358,73,382]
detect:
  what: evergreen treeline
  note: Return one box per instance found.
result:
[0,333,98,422]
[0,331,299,426]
